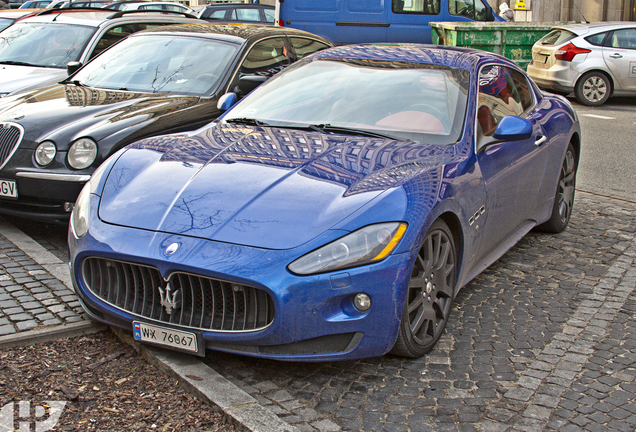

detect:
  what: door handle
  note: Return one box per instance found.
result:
[534,135,547,146]
[609,53,623,58]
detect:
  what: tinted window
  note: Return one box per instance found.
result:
[240,38,290,77]
[610,28,636,49]
[539,29,576,46]
[392,0,440,15]
[290,37,330,59]
[449,0,488,20]
[233,8,261,21]
[206,9,227,20]
[585,31,609,46]
[477,65,532,136]
[263,8,275,22]
[91,24,135,59]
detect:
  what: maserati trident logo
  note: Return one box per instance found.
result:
[158,283,180,315]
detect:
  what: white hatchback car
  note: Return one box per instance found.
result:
[527,22,636,106]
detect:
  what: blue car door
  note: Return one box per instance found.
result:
[475,64,549,257]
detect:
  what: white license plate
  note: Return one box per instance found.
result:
[0,179,17,198]
[133,321,202,355]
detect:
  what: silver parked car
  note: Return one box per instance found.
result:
[527,22,636,106]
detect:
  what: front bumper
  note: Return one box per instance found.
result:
[69,212,414,362]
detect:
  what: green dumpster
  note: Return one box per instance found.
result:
[429,21,574,70]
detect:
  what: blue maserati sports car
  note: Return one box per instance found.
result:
[68,45,581,361]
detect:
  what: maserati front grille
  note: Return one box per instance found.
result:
[82,257,274,332]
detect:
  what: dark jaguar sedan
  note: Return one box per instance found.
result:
[0,23,331,222]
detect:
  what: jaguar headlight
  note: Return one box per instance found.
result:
[288,222,407,276]
[68,138,97,170]
[35,141,56,166]
[71,182,91,238]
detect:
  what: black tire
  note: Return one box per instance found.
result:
[537,143,577,233]
[574,71,611,106]
[391,219,457,358]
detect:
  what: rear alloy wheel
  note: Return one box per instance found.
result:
[575,71,611,106]
[391,219,456,358]
[538,143,577,233]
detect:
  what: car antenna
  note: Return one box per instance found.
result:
[573,1,590,23]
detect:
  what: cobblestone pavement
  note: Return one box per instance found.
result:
[199,195,636,432]
[0,220,85,336]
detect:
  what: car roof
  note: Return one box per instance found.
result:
[552,21,636,36]
[15,9,197,26]
[138,22,332,44]
[0,9,41,18]
[203,3,273,7]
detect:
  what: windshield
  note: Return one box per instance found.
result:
[0,23,95,68]
[225,59,469,144]
[73,35,238,95]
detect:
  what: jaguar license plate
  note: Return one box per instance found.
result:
[133,321,203,356]
[0,179,17,199]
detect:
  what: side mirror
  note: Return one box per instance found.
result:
[492,116,533,141]
[67,61,82,76]
[217,92,238,112]
[235,75,268,96]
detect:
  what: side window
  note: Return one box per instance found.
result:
[263,8,275,23]
[392,0,440,15]
[239,38,290,77]
[585,31,609,46]
[165,4,186,12]
[290,37,330,59]
[477,65,527,136]
[206,9,228,20]
[449,0,486,20]
[610,28,636,49]
[90,24,135,59]
[235,8,261,21]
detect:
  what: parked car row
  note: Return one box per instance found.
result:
[0,9,583,361]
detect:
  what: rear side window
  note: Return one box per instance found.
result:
[610,28,636,49]
[233,8,261,22]
[539,29,576,46]
[477,65,534,136]
[290,37,330,59]
[205,9,227,20]
[264,8,275,22]
[585,31,609,46]
[392,0,440,15]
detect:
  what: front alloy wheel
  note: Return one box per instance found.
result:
[538,143,577,233]
[391,219,457,358]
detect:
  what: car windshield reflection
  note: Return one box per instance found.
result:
[0,23,96,69]
[225,59,470,145]
[73,35,239,96]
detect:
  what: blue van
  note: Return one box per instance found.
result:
[275,0,502,44]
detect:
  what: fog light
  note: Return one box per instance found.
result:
[64,202,74,212]
[353,293,371,312]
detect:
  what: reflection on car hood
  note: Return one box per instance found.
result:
[0,85,201,150]
[0,65,66,96]
[99,123,453,250]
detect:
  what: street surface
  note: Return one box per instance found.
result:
[2,96,635,431]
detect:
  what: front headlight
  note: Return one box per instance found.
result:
[288,222,407,276]
[68,138,97,170]
[71,182,91,238]
[35,141,57,166]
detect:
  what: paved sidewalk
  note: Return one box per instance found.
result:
[0,219,85,336]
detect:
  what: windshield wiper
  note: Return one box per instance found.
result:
[308,124,401,140]
[224,117,269,126]
[0,60,40,67]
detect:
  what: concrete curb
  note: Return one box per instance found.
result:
[112,327,298,432]
[0,320,106,349]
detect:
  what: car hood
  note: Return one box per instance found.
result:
[0,65,66,96]
[0,84,201,150]
[98,123,453,250]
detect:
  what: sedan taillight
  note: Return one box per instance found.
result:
[554,43,591,62]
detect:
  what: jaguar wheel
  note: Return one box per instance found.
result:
[538,143,577,233]
[391,219,457,358]
[575,71,611,106]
